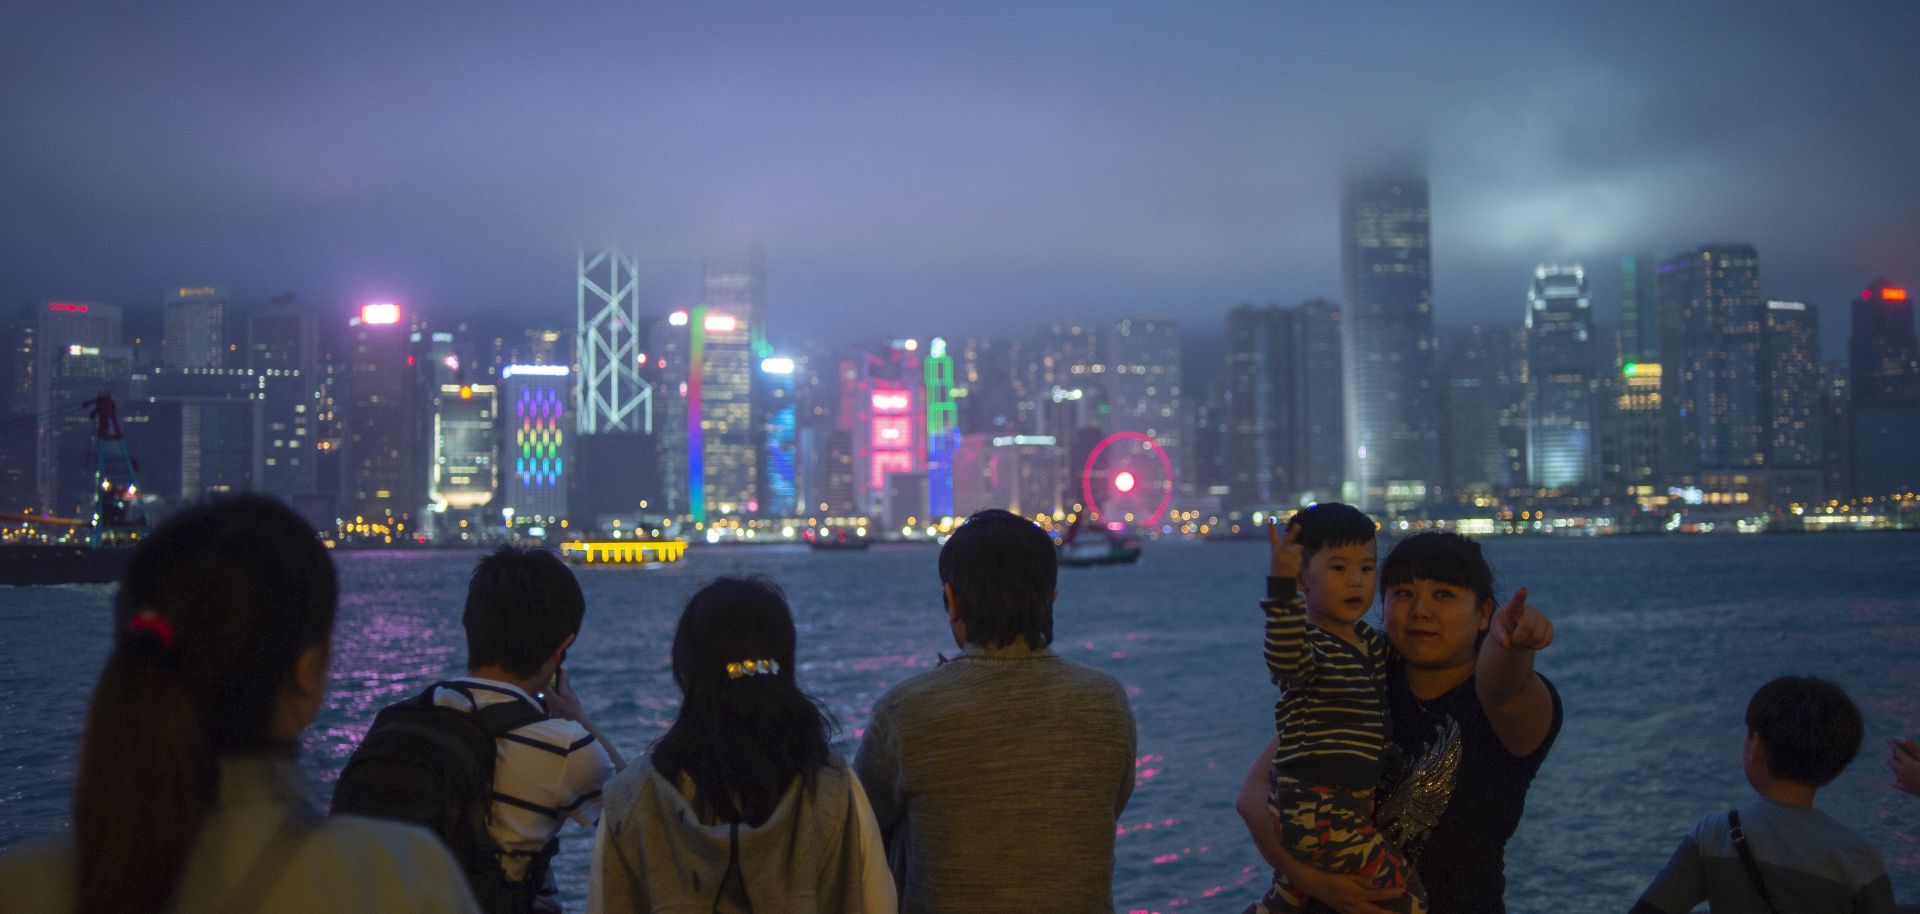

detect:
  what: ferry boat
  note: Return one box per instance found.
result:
[557,539,689,567]
[1056,517,1141,567]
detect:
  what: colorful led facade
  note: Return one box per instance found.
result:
[925,337,958,518]
[761,357,798,516]
[502,364,570,524]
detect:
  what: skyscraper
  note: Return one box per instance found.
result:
[1847,278,1919,497]
[689,306,756,519]
[1439,325,1524,501]
[1618,254,1661,363]
[1340,173,1439,512]
[1524,265,1599,490]
[759,354,799,517]
[1762,300,1821,468]
[34,301,126,517]
[1104,318,1182,501]
[703,249,768,357]
[501,364,571,530]
[342,302,426,540]
[1658,244,1765,474]
[576,248,650,434]
[1223,304,1293,508]
[163,286,227,370]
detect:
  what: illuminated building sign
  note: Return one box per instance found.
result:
[48,302,88,313]
[669,310,689,326]
[516,384,565,489]
[704,313,738,333]
[871,393,910,412]
[502,364,569,378]
[760,357,795,374]
[176,287,219,297]
[360,303,401,325]
[1886,287,1910,302]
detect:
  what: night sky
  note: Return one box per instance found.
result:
[4,1,1916,350]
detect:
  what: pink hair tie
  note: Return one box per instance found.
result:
[128,610,176,649]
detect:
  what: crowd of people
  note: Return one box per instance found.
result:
[0,494,1909,913]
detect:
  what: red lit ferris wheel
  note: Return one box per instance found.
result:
[1081,431,1174,527]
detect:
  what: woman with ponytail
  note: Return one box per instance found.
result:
[0,495,479,914]
[588,576,895,914]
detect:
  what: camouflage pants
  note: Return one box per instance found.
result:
[1246,775,1427,914]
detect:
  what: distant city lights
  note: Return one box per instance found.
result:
[704,314,738,332]
[48,302,88,313]
[502,364,569,378]
[668,310,689,326]
[871,392,910,411]
[1114,470,1137,494]
[761,357,795,374]
[1885,287,1909,301]
[361,303,401,325]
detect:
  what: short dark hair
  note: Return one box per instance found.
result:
[937,509,1056,649]
[1285,502,1376,561]
[1746,676,1862,786]
[463,546,586,678]
[1379,532,1495,609]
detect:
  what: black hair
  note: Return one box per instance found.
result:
[463,545,586,679]
[650,577,835,825]
[1285,502,1377,561]
[936,508,1056,649]
[74,495,336,914]
[1746,676,1862,786]
[1379,532,1496,608]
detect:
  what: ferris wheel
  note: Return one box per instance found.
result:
[1080,431,1174,527]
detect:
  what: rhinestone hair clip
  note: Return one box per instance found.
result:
[725,659,780,679]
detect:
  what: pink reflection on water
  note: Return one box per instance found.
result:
[850,653,932,673]
[1115,815,1181,836]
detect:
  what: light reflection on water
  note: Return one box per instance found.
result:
[2,534,1917,912]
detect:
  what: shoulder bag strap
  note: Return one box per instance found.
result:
[1727,809,1785,914]
[214,804,316,914]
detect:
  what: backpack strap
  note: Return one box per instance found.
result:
[422,680,550,737]
[1728,809,1784,914]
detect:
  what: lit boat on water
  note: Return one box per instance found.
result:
[1055,517,1141,567]
[557,540,690,566]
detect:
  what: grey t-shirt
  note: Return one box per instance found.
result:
[1633,796,1894,914]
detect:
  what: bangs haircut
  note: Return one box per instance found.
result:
[937,508,1056,649]
[463,545,586,678]
[1285,503,1377,561]
[1379,532,1495,608]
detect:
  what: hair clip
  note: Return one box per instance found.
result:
[725,659,779,679]
[128,610,176,649]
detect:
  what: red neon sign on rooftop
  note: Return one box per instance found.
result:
[48,302,88,313]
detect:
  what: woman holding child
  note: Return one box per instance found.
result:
[1241,519,1562,914]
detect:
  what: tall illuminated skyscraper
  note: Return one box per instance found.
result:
[1762,300,1821,468]
[1340,172,1439,512]
[1524,265,1598,489]
[1104,318,1181,499]
[34,301,126,517]
[1658,244,1765,473]
[1848,278,1919,497]
[759,354,798,517]
[501,364,570,529]
[576,248,650,434]
[704,249,768,357]
[342,303,426,538]
[689,306,756,520]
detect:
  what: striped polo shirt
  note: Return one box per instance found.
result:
[432,677,616,882]
[1262,576,1393,790]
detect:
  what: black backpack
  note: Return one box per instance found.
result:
[331,681,554,914]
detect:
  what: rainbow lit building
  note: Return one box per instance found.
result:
[501,364,570,529]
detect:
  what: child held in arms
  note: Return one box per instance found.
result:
[1249,503,1425,914]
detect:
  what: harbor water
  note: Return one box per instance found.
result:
[2,533,1917,911]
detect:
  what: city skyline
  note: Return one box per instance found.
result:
[4,2,1917,348]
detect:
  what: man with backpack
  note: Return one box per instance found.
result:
[335,546,624,914]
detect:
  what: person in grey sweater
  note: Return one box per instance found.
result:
[854,509,1138,914]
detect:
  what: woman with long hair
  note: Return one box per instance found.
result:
[589,576,895,913]
[0,496,479,914]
